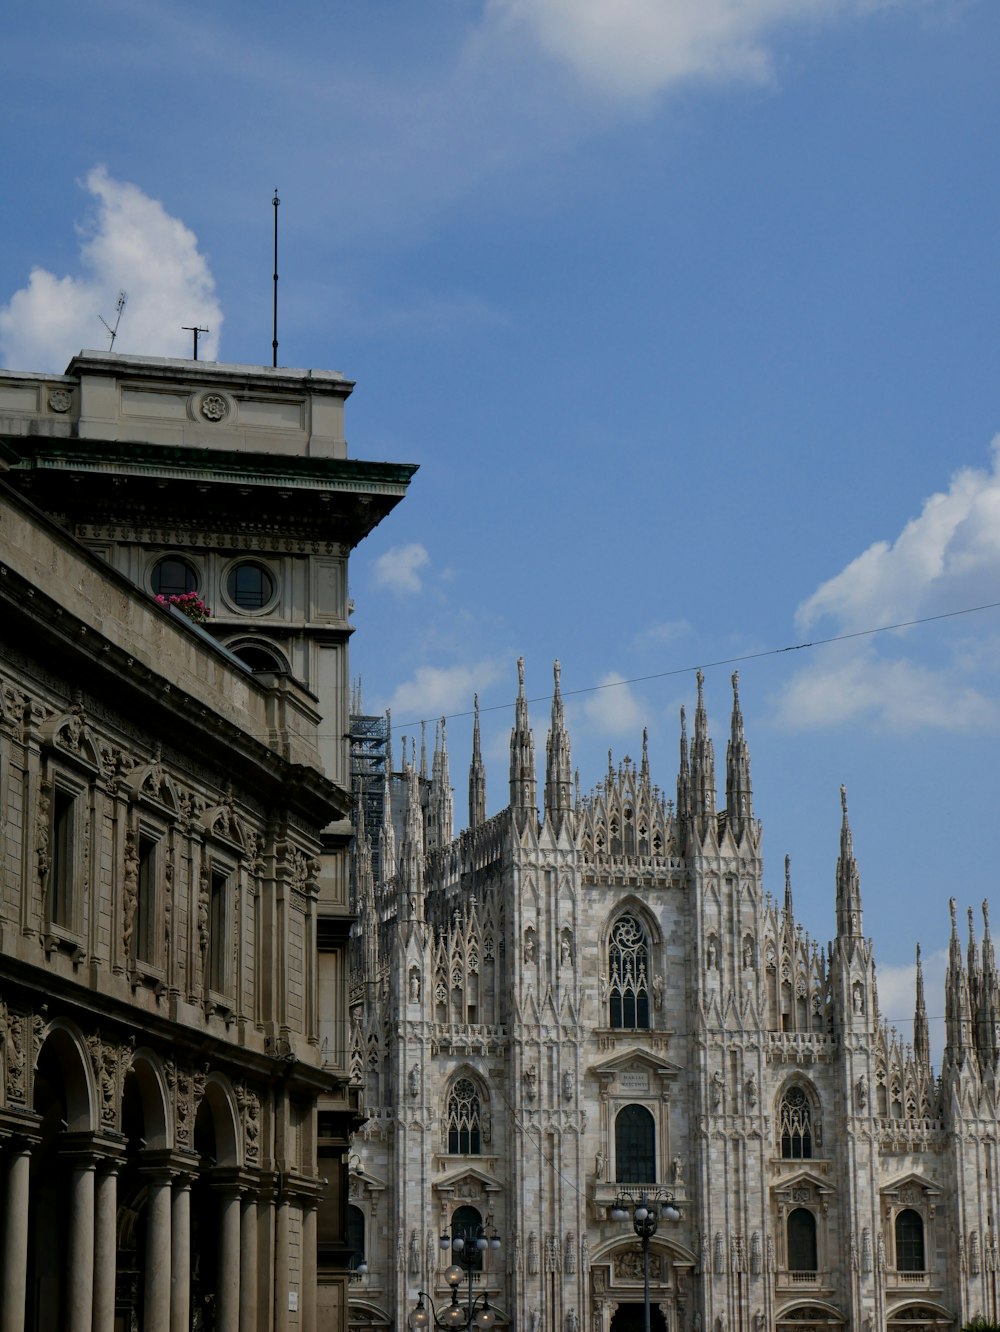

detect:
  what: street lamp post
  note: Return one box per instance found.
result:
[409,1219,501,1330]
[610,1193,681,1332]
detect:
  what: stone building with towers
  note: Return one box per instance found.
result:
[0,351,414,1330]
[347,659,1000,1332]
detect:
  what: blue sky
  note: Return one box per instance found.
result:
[4,0,1000,1056]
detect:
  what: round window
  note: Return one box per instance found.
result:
[151,556,198,597]
[227,562,275,611]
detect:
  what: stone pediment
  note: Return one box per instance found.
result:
[348,1161,386,1196]
[881,1171,942,1202]
[590,1048,683,1090]
[432,1164,502,1197]
[774,1167,835,1201]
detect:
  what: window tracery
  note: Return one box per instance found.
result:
[608,913,650,1029]
[779,1086,813,1159]
[447,1077,482,1154]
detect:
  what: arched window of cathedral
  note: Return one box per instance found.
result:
[786,1208,817,1272]
[608,914,650,1029]
[610,817,621,856]
[615,1103,656,1184]
[447,1078,482,1154]
[450,1205,485,1272]
[778,1086,813,1159]
[895,1209,925,1272]
[348,1204,366,1266]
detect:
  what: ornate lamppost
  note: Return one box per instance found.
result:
[409,1219,502,1330]
[610,1193,681,1332]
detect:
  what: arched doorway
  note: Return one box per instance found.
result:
[610,1303,668,1332]
[27,1025,94,1332]
[775,1303,846,1329]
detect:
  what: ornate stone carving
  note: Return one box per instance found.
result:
[48,388,72,413]
[565,1230,576,1274]
[165,1059,207,1148]
[234,1082,261,1165]
[122,828,139,958]
[1,1003,29,1105]
[87,1032,129,1130]
[528,1230,539,1275]
[409,1229,420,1274]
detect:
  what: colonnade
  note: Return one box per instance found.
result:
[0,1130,319,1332]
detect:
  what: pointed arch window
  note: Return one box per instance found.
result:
[447,1078,482,1155]
[787,1208,817,1272]
[615,1103,655,1184]
[779,1086,813,1159]
[895,1208,925,1272]
[609,913,650,1029]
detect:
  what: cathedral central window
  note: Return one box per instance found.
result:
[447,1078,482,1154]
[608,914,650,1029]
[779,1086,813,1159]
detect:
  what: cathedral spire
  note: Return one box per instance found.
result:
[978,900,999,1071]
[968,906,982,1027]
[469,693,486,831]
[945,897,973,1068]
[427,716,453,850]
[676,705,691,824]
[690,670,716,834]
[509,656,537,825]
[725,670,753,841]
[544,659,573,831]
[914,943,931,1072]
[640,727,650,791]
[420,720,428,781]
[835,786,863,939]
[784,854,794,922]
[398,746,425,923]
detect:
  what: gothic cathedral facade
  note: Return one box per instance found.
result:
[348,660,999,1332]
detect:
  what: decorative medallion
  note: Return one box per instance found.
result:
[48,388,72,413]
[200,392,229,422]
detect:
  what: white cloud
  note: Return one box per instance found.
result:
[384,659,505,724]
[0,167,222,372]
[580,671,646,736]
[372,543,431,595]
[485,0,923,100]
[778,436,1000,732]
[632,618,693,651]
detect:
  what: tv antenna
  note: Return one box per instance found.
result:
[99,291,128,351]
[272,188,279,367]
[182,325,209,360]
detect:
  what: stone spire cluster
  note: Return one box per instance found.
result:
[944,898,1000,1073]
[835,786,864,940]
[469,694,487,830]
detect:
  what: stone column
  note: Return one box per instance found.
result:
[1,1142,32,1332]
[301,1202,318,1332]
[67,1157,96,1332]
[170,1176,192,1332]
[217,1189,241,1332]
[143,1173,173,1332]
[240,1193,259,1332]
[275,1195,290,1330]
[92,1162,119,1331]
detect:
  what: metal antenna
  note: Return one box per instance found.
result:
[182,325,209,360]
[272,189,280,368]
[98,291,128,351]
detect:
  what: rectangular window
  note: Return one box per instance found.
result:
[50,786,76,928]
[135,835,158,965]
[208,868,229,993]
